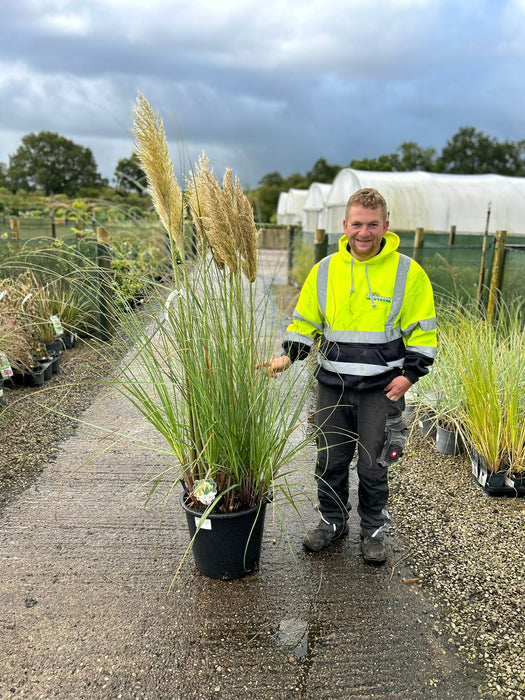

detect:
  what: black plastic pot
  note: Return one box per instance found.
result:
[42,360,53,382]
[27,363,47,387]
[181,493,269,580]
[51,353,61,374]
[62,332,77,350]
[45,339,62,356]
[472,450,518,496]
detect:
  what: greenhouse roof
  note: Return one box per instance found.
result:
[303,182,332,232]
[277,188,308,226]
[324,169,525,235]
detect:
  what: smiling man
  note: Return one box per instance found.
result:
[266,188,437,564]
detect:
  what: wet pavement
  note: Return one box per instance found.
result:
[0,250,483,699]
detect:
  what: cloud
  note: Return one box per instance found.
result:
[0,0,524,188]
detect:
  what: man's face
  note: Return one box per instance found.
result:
[343,205,389,261]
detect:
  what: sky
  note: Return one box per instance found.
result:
[0,0,524,190]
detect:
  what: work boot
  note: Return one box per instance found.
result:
[360,534,386,564]
[303,519,349,552]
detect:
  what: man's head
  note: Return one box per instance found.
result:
[343,188,389,261]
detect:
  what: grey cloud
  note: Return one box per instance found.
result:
[0,0,524,187]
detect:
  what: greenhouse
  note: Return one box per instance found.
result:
[276,191,288,226]
[323,169,525,237]
[302,182,332,233]
[276,188,308,226]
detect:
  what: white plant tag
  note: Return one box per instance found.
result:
[471,458,478,477]
[478,468,487,487]
[0,353,13,378]
[504,475,515,488]
[50,315,64,336]
[195,516,212,530]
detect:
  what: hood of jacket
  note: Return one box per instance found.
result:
[338,230,400,264]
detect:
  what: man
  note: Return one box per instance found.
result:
[267,188,436,564]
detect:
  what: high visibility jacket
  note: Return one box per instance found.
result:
[283,232,437,390]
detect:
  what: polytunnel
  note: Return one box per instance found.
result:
[324,169,525,236]
[282,188,309,226]
[276,191,289,225]
[302,182,332,232]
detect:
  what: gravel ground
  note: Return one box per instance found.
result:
[0,339,114,510]
[390,428,525,700]
[1,331,524,699]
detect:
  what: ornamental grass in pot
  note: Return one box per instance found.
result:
[109,94,316,578]
[431,301,525,494]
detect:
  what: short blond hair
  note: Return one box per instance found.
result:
[346,188,388,221]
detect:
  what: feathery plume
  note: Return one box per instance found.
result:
[186,154,258,281]
[133,93,183,255]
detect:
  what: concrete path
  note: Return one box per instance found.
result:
[0,250,481,699]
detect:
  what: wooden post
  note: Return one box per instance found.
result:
[411,227,424,263]
[476,204,491,309]
[314,228,327,263]
[96,228,113,341]
[97,226,110,245]
[51,218,56,239]
[287,225,296,285]
[76,218,84,240]
[9,218,20,240]
[486,230,507,322]
[448,225,456,246]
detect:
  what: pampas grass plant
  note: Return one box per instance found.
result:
[111,93,315,514]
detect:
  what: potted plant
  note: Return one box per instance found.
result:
[110,94,315,580]
[47,278,95,348]
[438,302,525,495]
[0,279,48,385]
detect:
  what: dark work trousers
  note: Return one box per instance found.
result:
[314,382,404,536]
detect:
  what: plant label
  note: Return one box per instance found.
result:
[478,468,488,487]
[0,353,13,378]
[195,516,212,530]
[50,315,64,336]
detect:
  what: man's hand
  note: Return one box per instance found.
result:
[258,355,292,377]
[384,375,412,402]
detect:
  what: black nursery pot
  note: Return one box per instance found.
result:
[181,494,269,580]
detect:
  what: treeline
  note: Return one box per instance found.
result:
[1,126,524,223]
[247,126,525,223]
[0,132,149,210]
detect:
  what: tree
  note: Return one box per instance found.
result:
[306,158,341,185]
[248,175,283,223]
[258,171,285,188]
[349,153,401,171]
[0,162,8,189]
[396,142,437,171]
[114,152,147,192]
[438,126,524,175]
[7,131,104,196]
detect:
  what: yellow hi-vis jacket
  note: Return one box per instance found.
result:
[283,232,437,390]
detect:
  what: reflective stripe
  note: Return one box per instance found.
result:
[324,328,404,343]
[385,254,411,330]
[406,345,437,358]
[402,317,438,336]
[317,256,332,316]
[283,331,315,346]
[319,357,405,376]
[292,310,323,331]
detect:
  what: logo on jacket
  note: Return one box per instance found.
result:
[368,293,392,303]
